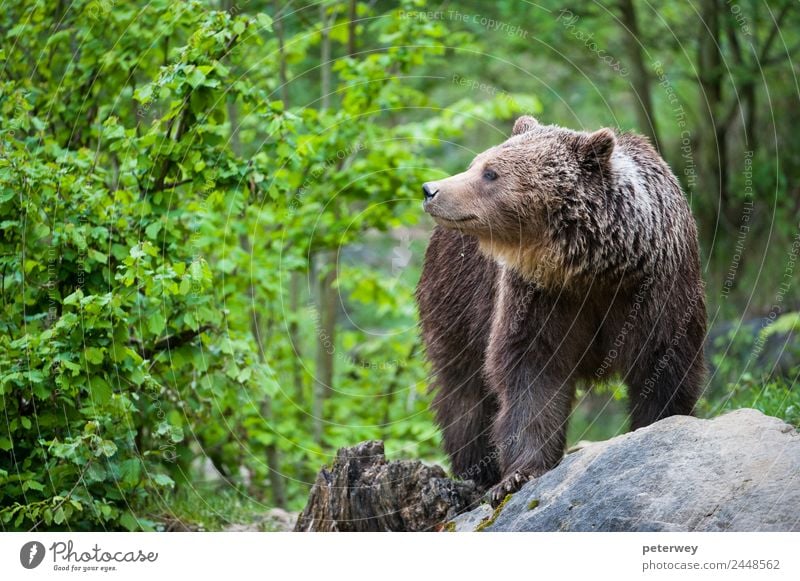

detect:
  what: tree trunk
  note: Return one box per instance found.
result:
[312,252,337,444]
[273,0,289,106]
[617,0,660,149]
[274,0,305,402]
[239,231,287,507]
[697,0,728,232]
[347,0,357,57]
[320,3,331,108]
[294,441,481,532]
[312,2,336,445]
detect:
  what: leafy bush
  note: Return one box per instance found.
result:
[0,0,536,530]
[708,374,800,428]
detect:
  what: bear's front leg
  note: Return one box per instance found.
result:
[431,373,501,490]
[487,373,574,507]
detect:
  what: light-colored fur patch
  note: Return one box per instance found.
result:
[479,238,575,288]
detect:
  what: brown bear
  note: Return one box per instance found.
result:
[416,115,706,506]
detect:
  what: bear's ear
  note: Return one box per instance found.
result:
[578,128,616,170]
[512,115,539,136]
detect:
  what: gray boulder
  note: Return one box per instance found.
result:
[452,409,800,532]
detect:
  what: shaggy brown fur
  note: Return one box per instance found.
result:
[416,116,706,506]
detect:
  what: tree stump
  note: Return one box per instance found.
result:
[294,440,480,532]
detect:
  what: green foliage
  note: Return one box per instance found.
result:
[762,312,800,338]
[149,485,280,532]
[697,310,799,430]
[0,0,533,530]
[706,374,800,429]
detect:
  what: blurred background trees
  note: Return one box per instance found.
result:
[1,0,798,530]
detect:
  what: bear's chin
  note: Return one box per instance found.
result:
[432,215,479,231]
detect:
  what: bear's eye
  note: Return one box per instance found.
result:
[482,169,498,181]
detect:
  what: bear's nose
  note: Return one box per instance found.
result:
[422,182,439,200]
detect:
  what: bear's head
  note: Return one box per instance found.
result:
[422,115,616,284]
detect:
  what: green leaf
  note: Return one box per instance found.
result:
[61,359,82,376]
[256,13,273,30]
[236,367,252,383]
[63,289,84,305]
[89,376,112,405]
[23,480,45,492]
[86,463,108,483]
[145,221,162,239]
[185,312,197,330]
[151,473,175,488]
[85,347,104,365]
[134,83,154,104]
[119,459,142,487]
[186,67,207,88]
[88,249,107,263]
[179,277,192,295]
[98,440,118,458]
[170,424,184,443]
[148,311,166,335]
[119,511,139,531]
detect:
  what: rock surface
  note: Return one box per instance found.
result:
[295,440,480,531]
[451,409,800,532]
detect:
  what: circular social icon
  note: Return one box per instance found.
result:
[20,541,46,569]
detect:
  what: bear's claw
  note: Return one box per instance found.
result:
[488,471,531,507]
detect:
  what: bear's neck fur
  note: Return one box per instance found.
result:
[478,238,576,289]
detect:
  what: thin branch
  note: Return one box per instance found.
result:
[141,178,193,195]
[26,458,93,532]
[131,325,211,360]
